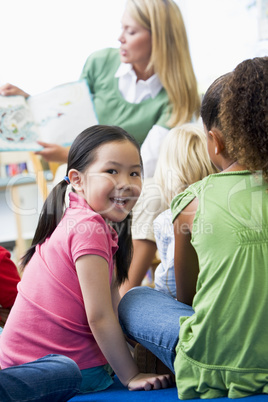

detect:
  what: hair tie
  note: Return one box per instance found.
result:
[64,175,70,184]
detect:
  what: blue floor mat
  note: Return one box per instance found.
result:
[69,376,268,401]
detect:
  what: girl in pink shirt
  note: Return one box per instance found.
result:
[0,125,172,394]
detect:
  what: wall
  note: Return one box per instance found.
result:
[1,0,267,95]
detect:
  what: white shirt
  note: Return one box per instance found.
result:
[153,209,176,298]
[115,62,163,103]
[115,63,169,178]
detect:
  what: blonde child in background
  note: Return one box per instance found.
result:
[153,124,217,298]
[0,125,172,394]
[120,124,216,296]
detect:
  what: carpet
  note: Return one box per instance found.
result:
[69,376,268,401]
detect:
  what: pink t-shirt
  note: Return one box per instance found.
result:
[0,192,118,370]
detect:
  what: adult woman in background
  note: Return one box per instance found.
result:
[0,0,200,177]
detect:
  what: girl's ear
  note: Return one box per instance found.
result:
[209,128,225,155]
[69,169,83,191]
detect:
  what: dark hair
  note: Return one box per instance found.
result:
[200,73,231,131]
[21,125,143,285]
[220,57,268,182]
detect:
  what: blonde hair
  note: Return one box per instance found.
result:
[126,0,200,127]
[154,123,217,205]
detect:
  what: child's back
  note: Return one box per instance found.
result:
[171,170,268,398]
[171,57,268,399]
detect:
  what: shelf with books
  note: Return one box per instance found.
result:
[0,152,54,263]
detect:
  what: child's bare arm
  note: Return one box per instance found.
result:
[76,254,172,390]
[110,271,121,317]
[173,198,199,305]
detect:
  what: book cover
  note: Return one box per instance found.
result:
[0,80,98,151]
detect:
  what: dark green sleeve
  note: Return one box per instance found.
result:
[79,48,114,94]
[79,53,96,93]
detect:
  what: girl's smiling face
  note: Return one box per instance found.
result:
[73,140,142,222]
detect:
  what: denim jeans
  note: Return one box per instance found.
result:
[0,354,82,402]
[119,286,194,373]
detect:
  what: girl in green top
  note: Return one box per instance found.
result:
[119,56,268,399]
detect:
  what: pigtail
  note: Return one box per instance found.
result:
[20,180,69,270]
[111,212,133,286]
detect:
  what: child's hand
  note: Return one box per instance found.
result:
[127,372,174,391]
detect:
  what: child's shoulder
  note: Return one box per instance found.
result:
[170,171,260,222]
[170,175,212,219]
[171,189,196,223]
[170,173,227,222]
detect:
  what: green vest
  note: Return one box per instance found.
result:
[80,48,170,145]
[171,171,268,399]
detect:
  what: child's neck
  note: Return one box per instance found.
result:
[223,160,247,173]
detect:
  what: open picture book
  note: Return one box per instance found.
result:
[0,80,98,151]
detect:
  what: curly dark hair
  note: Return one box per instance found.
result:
[219,57,268,182]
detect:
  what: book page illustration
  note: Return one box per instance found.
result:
[0,80,98,151]
[0,96,37,148]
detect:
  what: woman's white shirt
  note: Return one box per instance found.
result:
[115,63,169,178]
[115,62,163,103]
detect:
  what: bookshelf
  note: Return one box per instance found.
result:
[0,151,53,263]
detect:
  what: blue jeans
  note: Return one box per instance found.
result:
[119,286,194,373]
[0,354,82,402]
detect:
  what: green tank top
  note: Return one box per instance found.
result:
[171,171,268,399]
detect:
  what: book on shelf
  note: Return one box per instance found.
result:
[0,151,31,180]
[3,162,28,178]
[0,80,98,152]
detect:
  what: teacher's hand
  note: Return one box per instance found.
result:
[0,83,30,98]
[35,141,69,163]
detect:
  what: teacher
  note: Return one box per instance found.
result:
[0,0,200,177]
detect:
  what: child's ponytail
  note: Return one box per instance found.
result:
[111,213,133,286]
[20,180,69,270]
